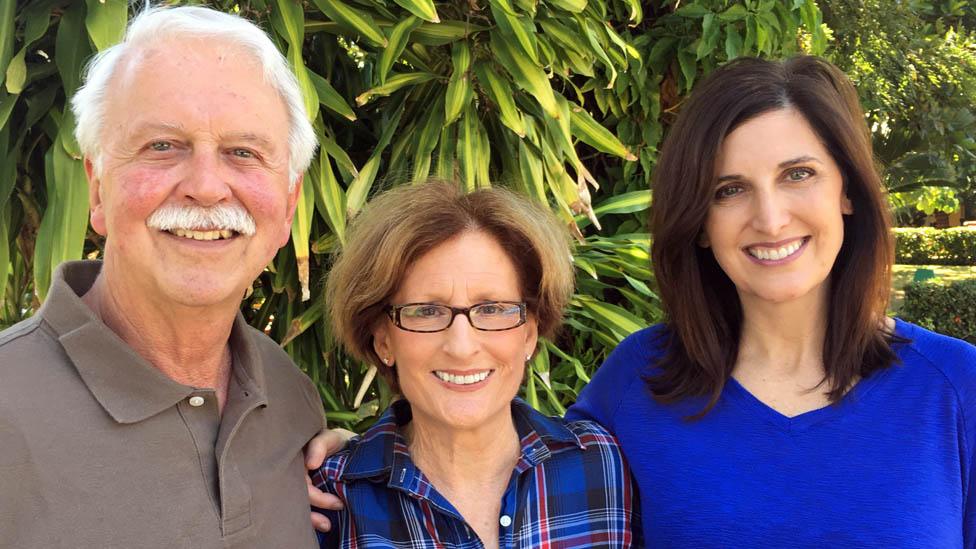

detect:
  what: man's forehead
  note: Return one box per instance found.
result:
[112,35,263,90]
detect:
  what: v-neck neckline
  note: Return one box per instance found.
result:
[722,319,907,433]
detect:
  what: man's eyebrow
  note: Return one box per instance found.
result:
[127,122,185,137]
[223,132,276,150]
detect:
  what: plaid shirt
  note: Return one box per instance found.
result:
[312,398,641,549]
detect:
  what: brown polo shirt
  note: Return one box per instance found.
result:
[0,261,326,548]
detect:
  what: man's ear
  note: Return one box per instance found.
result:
[85,158,108,236]
[278,173,304,248]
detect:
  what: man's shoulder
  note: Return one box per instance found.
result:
[240,323,326,423]
[0,315,63,378]
[0,314,47,349]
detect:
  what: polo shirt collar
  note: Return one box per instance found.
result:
[341,397,584,484]
[40,260,268,424]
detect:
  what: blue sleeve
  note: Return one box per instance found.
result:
[952,342,976,549]
[566,326,661,432]
[902,323,976,547]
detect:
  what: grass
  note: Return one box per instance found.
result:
[890,264,976,313]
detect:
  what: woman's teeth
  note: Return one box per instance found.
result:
[170,229,235,241]
[748,239,803,261]
[434,370,491,385]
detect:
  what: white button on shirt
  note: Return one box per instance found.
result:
[188,396,205,407]
[499,515,512,527]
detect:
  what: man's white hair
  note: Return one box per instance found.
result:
[71,4,317,188]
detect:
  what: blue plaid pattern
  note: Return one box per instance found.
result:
[312,398,641,548]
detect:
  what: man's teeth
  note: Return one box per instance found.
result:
[170,229,235,241]
[748,239,802,261]
[434,370,491,385]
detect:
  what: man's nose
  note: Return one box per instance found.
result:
[180,148,233,206]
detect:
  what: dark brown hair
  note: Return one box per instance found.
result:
[649,56,899,414]
[326,178,574,392]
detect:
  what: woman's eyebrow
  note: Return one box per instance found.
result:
[778,155,821,168]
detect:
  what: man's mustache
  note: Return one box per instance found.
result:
[146,203,257,236]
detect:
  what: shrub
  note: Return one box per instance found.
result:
[899,279,976,344]
[893,227,976,265]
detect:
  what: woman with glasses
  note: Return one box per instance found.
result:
[311,179,640,548]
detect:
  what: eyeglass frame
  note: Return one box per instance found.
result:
[385,301,527,333]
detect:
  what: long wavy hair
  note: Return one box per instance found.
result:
[648,56,899,415]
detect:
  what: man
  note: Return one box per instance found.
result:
[0,6,340,547]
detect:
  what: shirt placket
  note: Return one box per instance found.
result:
[497,472,520,548]
[176,389,221,519]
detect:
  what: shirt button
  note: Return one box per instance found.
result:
[499,515,512,528]
[188,396,205,407]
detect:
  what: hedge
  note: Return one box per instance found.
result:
[894,227,976,266]
[899,279,976,344]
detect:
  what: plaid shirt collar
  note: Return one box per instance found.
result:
[339,398,584,505]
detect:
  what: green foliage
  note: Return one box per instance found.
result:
[900,279,976,343]
[889,187,960,220]
[894,227,976,265]
[823,1,976,197]
[1,0,820,430]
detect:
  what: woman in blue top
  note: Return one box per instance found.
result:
[313,180,640,548]
[566,56,976,546]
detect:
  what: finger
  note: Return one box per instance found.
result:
[310,511,332,533]
[308,479,344,511]
[304,428,356,469]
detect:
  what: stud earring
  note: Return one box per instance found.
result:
[382,357,390,365]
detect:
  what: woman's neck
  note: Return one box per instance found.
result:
[736,288,829,373]
[405,409,521,493]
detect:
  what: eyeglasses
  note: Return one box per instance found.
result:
[386,301,527,333]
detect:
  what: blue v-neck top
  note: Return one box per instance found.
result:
[566,319,976,547]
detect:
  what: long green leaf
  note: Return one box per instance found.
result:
[377,15,421,84]
[56,1,90,98]
[311,0,388,47]
[0,201,8,307]
[457,102,479,191]
[490,31,559,119]
[412,94,445,182]
[308,71,356,121]
[574,295,644,340]
[84,0,127,52]
[570,105,636,160]
[392,0,439,23]
[0,0,14,90]
[290,171,316,301]
[355,72,435,106]
[272,0,304,46]
[473,61,525,137]
[444,41,472,125]
[345,99,405,216]
[310,152,347,245]
[490,1,538,64]
[411,20,487,46]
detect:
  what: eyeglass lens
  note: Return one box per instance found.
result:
[398,303,523,332]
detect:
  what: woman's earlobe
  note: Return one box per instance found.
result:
[842,195,854,215]
[698,232,711,248]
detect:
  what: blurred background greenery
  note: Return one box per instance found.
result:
[1,0,974,430]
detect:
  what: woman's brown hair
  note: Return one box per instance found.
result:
[649,56,899,414]
[326,178,575,392]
